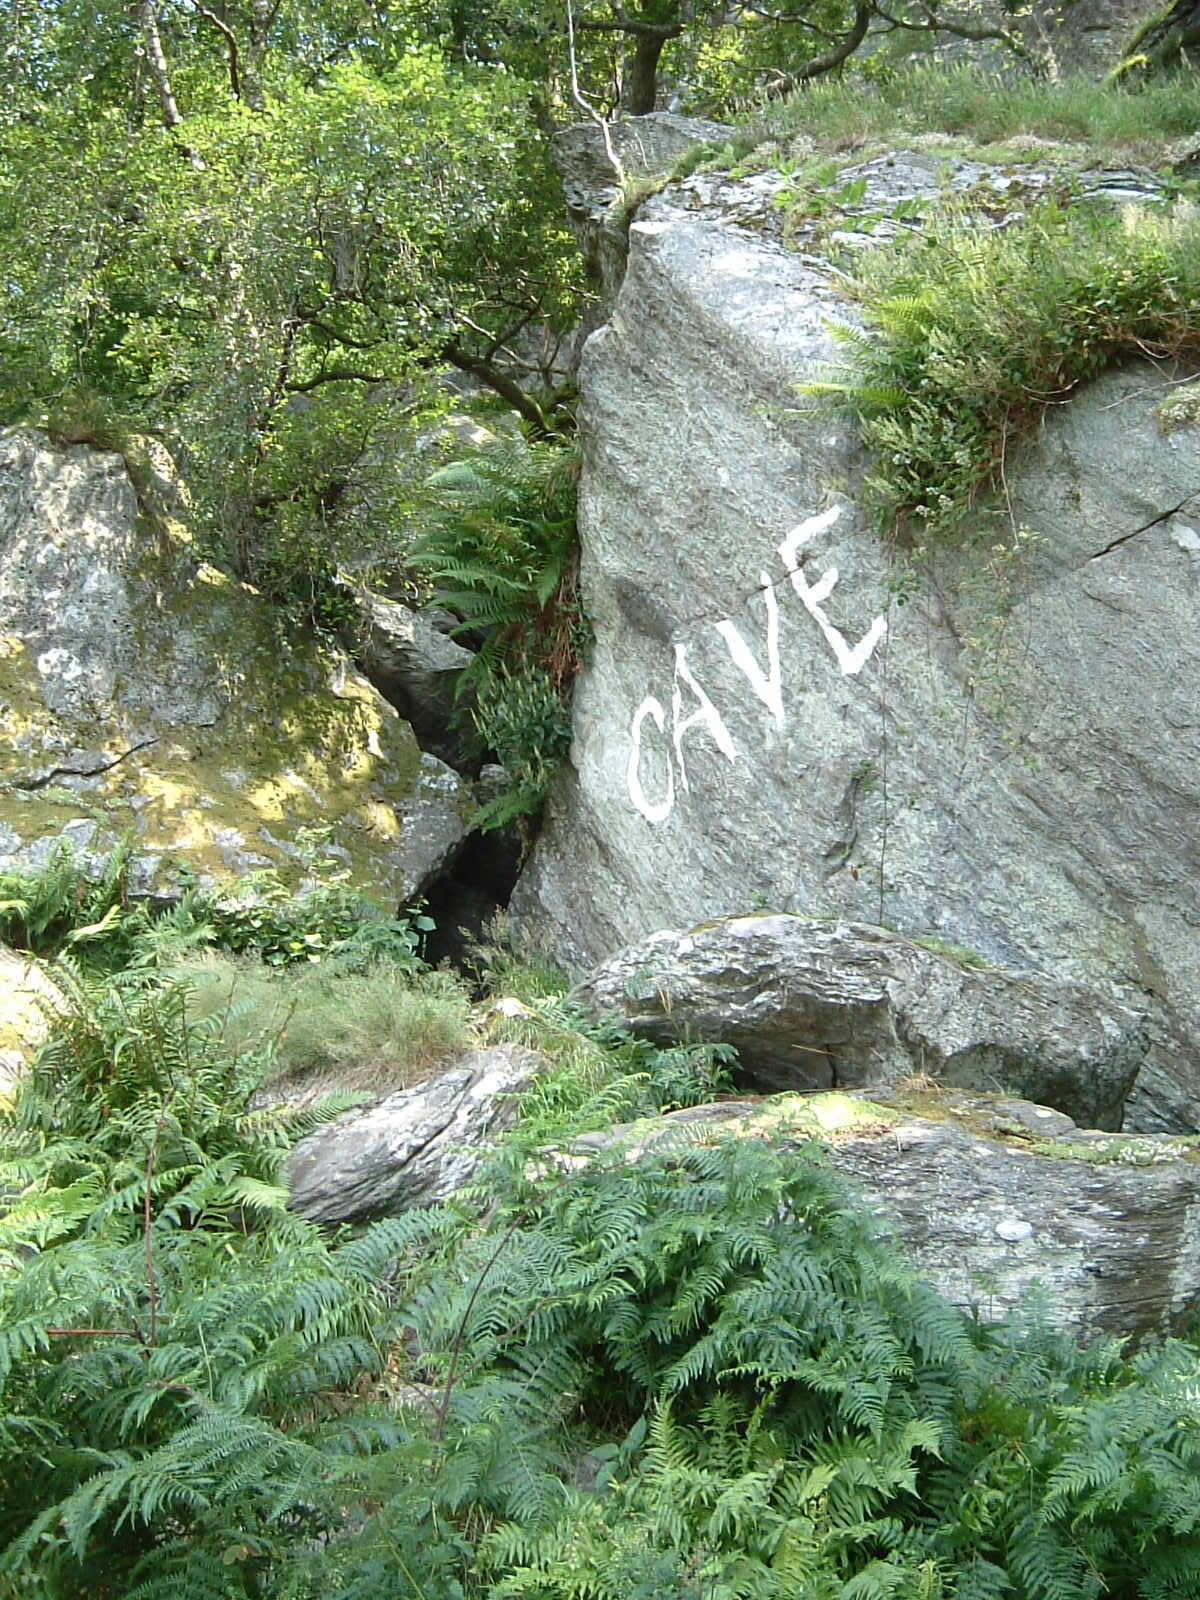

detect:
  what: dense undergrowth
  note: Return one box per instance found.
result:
[410,437,589,832]
[1,846,1199,1599]
[813,199,1200,546]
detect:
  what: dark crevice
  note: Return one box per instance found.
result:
[1087,490,1200,562]
[421,825,523,975]
[8,737,161,792]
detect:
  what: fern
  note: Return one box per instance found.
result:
[408,435,589,828]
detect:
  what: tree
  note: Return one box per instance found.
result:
[0,5,587,612]
[442,0,1027,116]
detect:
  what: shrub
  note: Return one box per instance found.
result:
[809,197,1200,547]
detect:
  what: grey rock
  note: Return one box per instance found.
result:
[573,1090,1200,1344]
[0,430,473,903]
[512,157,1200,1131]
[553,113,729,309]
[287,1044,540,1223]
[341,589,479,769]
[574,914,1148,1129]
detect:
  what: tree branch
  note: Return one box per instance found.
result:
[576,15,682,35]
[184,0,241,98]
[873,0,1028,54]
[786,0,873,83]
[284,368,386,392]
[444,341,557,437]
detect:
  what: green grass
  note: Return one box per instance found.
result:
[176,952,476,1097]
[732,62,1200,168]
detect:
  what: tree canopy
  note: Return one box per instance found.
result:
[0,0,1029,615]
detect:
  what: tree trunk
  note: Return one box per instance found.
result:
[1119,0,1200,75]
[242,0,272,112]
[138,0,183,129]
[622,32,667,114]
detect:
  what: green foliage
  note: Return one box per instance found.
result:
[194,866,432,971]
[808,197,1200,546]
[0,31,585,630]
[411,437,590,828]
[0,837,431,976]
[0,961,395,1598]
[3,939,1200,1597]
[0,836,143,965]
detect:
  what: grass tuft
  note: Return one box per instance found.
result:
[806,197,1200,544]
[735,62,1200,168]
[177,952,476,1097]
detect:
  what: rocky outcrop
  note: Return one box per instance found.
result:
[287,1043,540,1223]
[571,1090,1200,1344]
[342,588,479,769]
[0,947,58,1097]
[0,430,473,903]
[554,112,728,310]
[512,142,1200,1133]
[575,914,1148,1129]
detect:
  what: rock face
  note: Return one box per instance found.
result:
[574,1090,1200,1345]
[554,112,729,310]
[0,947,58,1097]
[513,143,1200,1133]
[0,430,472,903]
[287,1044,540,1223]
[342,588,478,769]
[574,914,1149,1130]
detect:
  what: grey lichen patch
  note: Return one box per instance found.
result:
[1156,381,1200,434]
[1030,1133,1200,1165]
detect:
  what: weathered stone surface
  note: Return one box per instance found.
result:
[574,914,1148,1129]
[554,112,729,309]
[342,589,479,769]
[0,947,58,1098]
[572,1090,1200,1344]
[287,1044,540,1223]
[512,149,1200,1132]
[0,430,473,903]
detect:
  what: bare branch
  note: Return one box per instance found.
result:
[567,0,624,182]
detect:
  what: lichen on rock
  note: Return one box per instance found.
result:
[0,429,473,904]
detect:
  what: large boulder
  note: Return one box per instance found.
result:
[554,112,729,311]
[512,148,1200,1133]
[341,588,479,770]
[287,1043,540,1223]
[571,1090,1200,1344]
[0,430,473,903]
[574,914,1149,1130]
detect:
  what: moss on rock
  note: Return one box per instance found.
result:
[0,430,472,905]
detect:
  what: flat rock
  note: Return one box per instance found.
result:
[513,151,1200,1133]
[571,1090,1200,1344]
[574,914,1148,1129]
[287,1043,541,1223]
[0,430,472,903]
